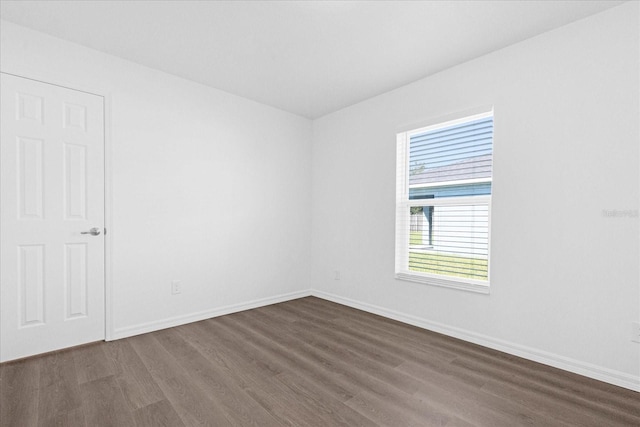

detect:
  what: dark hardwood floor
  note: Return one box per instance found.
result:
[1,296,638,426]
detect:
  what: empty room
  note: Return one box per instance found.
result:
[0,1,638,426]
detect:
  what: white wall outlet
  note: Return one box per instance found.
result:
[171,280,182,295]
[334,270,341,281]
[632,321,640,343]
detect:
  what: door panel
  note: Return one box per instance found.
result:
[1,73,105,362]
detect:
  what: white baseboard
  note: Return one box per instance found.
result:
[111,289,312,341]
[311,290,640,393]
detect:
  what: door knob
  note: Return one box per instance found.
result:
[81,227,101,236]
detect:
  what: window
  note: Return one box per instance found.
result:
[395,111,493,293]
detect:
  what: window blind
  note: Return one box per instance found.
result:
[409,116,493,187]
[396,112,493,289]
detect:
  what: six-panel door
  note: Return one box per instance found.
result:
[0,73,105,362]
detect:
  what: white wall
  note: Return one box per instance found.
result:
[1,21,313,337]
[311,2,639,390]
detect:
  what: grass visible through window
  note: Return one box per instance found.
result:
[410,231,423,245]
[409,233,488,280]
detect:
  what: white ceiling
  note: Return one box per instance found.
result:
[0,1,624,118]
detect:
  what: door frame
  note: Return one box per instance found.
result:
[0,71,114,342]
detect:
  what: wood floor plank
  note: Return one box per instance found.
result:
[273,372,378,427]
[438,338,640,419]
[134,399,185,427]
[346,387,453,427]
[0,358,40,427]
[37,351,83,426]
[180,320,358,427]
[272,298,340,324]
[73,342,114,384]
[228,310,376,396]
[253,302,304,323]
[450,354,640,425]
[275,316,425,396]
[293,299,461,366]
[403,360,565,427]
[397,359,485,398]
[2,296,638,427]
[233,308,426,400]
[102,339,166,410]
[79,376,136,427]
[230,366,348,427]
[156,327,282,427]
[176,323,310,427]
[399,353,487,390]
[39,408,86,427]
[330,313,458,358]
[215,313,357,402]
[479,378,606,427]
[179,320,282,385]
[310,302,461,363]
[289,316,406,368]
[128,333,234,426]
[259,303,405,369]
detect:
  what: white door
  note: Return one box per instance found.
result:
[0,73,105,362]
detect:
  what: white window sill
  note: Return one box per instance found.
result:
[395,272,490,294]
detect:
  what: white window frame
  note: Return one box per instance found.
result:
[395,110,493,294]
